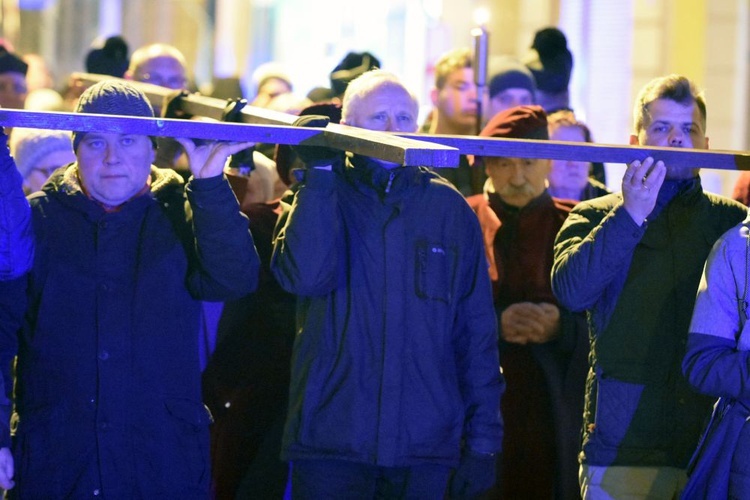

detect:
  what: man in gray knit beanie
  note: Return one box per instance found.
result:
[0,78,260,497]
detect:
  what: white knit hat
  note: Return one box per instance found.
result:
[10,128,73,178]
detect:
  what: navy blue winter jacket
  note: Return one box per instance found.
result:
[272,156,504,467]
[3,164,258,499]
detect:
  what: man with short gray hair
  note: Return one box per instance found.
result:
[272,69,503,498]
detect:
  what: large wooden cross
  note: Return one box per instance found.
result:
[2,72,748,171]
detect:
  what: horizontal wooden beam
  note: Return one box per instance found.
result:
[396,133,750,171]
[0,109,458,168]
[29,74,750,171]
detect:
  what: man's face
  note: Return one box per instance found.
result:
[0,72,27,109]
[344,84,418,133]
[76,132,155,207]
[489,88,534,117]
[431,67,477,131]
[131,56,187,90]
[548,125,590,194]
[485,156,551,207]
[631,98,707,179]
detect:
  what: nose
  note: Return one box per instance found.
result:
[469,87,479,103]
[104,143,121,164]
[384,115,403,133]
[510,162,525,184]
[669,129,684,146]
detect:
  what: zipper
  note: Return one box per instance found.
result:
[385,171,395,193]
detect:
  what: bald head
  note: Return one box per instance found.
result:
[126,43,188,90]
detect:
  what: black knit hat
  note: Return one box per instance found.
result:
[73,80,154,151]
[0,48,28,75]
[488,57,537,99]
[85,35,130,78]
[330,52,381,97]
[526,27,573,93]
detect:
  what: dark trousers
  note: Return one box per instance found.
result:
[291,458,451,499]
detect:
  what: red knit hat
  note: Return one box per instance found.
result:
[472,105,548,166]
[480,104,548,140]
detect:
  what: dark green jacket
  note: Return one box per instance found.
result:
[552,178,746,467]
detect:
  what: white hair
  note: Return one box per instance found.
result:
[341,69,418,123]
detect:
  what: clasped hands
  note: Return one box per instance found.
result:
[501,302,560,344]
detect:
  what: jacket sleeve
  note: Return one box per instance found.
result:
[0,134,33,280]
[551,200,646,312]
[185,174,260,301]
[454,210,504,455]
[683,231,750,399]
[271,168,342,296]
[0,276,25,448]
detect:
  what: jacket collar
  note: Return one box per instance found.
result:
[345,154,424,199]
[43,163,184,216]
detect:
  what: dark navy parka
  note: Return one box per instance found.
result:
[271,156,504,468]
[3,164,259,499]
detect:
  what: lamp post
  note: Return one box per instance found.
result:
[471,7,489,134]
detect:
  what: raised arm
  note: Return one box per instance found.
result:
[0,131,32,280]
[178,139,260,300]
[271,167,342,296]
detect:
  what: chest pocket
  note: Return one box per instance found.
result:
[415,240,457,304]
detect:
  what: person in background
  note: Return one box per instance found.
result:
[0,80,259,497]
[487,55,537,119]
[125,43,189,93]
[467,105,588,499]
[306,51,382,104]
[523,27,573,113]
[201,103,341,500]
[272,69,503,498]
[9,128,75,194]
[682,209,750,499]
[547,109,609,202]
[0,47,27,111]
[85,35,130,78]
[552,74,747,499]
[249,62,293,108]
[426,47,484,196]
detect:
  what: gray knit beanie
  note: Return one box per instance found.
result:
[72,80,154,151]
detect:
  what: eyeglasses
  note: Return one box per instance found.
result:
[29,165,63,179]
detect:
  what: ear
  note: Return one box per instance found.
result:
[629,134,639,146]
[430,87,439,107]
